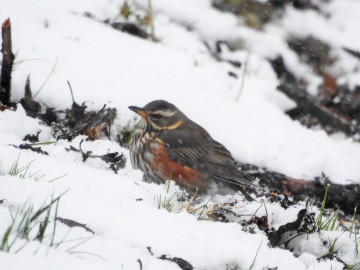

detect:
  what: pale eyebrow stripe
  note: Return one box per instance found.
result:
[152,110,176,117]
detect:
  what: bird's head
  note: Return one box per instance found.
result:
[129,100,186,131]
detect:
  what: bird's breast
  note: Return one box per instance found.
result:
[129,130,203,191]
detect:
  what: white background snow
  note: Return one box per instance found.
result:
[0,0,359,269]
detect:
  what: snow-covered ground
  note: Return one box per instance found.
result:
[1,0,360,269]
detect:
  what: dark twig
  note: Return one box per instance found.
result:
[65,139,126,172]
[67,80,76,104]
[343,47,360,60]
[158,255,193,270]
[147,246,154,256]
[146,246,193,270]
[10,143,49,155]
[24,74,32,98]
[137,259,143,270]
[267,209,316,246]
[21,75,41,116]
[0,18,15,105]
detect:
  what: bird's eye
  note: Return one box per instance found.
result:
[150,113,163,120]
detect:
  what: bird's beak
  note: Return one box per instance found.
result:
[128,106,147,117]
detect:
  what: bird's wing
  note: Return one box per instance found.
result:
[158,121,254,189]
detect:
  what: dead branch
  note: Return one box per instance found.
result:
[0,18,15,105]
[278,83,355,135]
[270,56,358,137]
[267,209,316,246]
[241,163,360,216]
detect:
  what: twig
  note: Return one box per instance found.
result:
[0,18,15,105]
[137,259,143,270]
[24,74,32,98]
[67,80,76,103]
[343,47,360,60]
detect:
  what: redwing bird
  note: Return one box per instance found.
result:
[128,100,254,200]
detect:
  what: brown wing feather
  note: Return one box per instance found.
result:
[158,120,254,189]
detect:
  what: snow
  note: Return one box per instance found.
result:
[1,0,360,269]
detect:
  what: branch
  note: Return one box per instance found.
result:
[277,82,355,136]
[0,18,15,105]
[270,56,358,137]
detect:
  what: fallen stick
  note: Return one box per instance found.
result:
[270,56,358,137]
[0,18,15,105]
